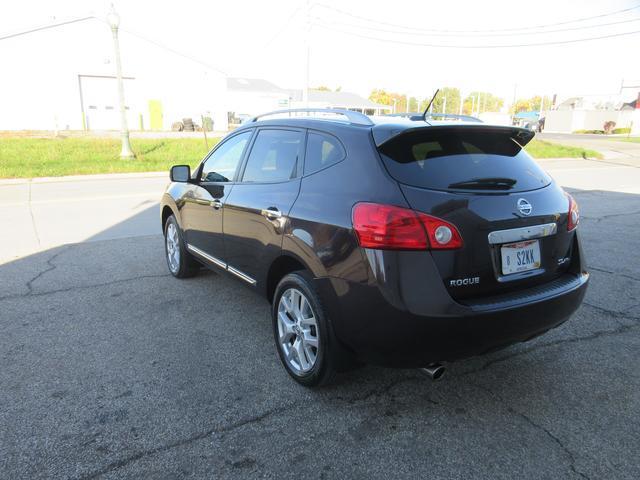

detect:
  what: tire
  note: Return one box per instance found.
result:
[272,271,340,387]
[164,214,199,278]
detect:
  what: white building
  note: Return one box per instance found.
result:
[288,89,392,115]
[0,18,229,132]
[544,94,640,134]
[224,80,393,124]
[225,78,291,125]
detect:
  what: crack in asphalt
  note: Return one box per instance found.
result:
[581,210,640,222]
[469,381,591,480]
[23,247,68,295]
[0,273,172,302]
[27,180,42,246]
[78,375,444,479]
[76,402,299,480]
[586,265,640,283]
[458,303,639,377]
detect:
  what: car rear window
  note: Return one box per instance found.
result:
[378,129,551,192]
[304,132,345,175]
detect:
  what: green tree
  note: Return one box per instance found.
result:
[463,92,504,115]
[408,96,419,112]
[421,87,462,114]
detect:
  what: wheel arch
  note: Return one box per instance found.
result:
[160,194,180,231]
[266,253,315,304]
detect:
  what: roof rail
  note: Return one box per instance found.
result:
[250,108,374,126]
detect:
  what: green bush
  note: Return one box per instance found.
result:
[572,129,605,134]
[612,128,631,134]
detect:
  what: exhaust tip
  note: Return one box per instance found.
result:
[421,363,446,381]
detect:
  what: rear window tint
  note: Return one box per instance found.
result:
[379,130,551,192]
[304,132,345,175]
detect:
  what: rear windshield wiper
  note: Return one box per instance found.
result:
[448,177,517,190]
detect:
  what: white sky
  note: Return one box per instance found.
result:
[2,0,640,103]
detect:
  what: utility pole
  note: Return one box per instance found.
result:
[302,0,310,107]
[107,5,135,159]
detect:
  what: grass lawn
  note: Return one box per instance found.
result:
[0,137,220,178]
[0,136,601,179]
[524,139,602,159]
[616,137,640,143]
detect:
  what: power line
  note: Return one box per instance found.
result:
[312,2,640,34]
[0,14,228,75]
[313,22,640,48]
[310,15,640,38]
[262,4,305,49]
[118,26,228,75]
[0,16,95,41]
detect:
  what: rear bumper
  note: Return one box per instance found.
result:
[315,271,588,368]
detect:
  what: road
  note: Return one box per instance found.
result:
[1,153,639,479]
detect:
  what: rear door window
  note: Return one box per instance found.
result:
[379,129,551,192]
[241,129,302,183]
[304,132,345,175]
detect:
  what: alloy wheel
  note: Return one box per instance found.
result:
[277,288,319,374]
[166,222,181,273]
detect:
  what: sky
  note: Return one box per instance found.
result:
[2,0,640,105]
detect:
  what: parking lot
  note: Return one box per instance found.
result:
[1,152,639,479]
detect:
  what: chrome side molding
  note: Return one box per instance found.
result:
[186,243,257,285]
[186,244,227,268]
[227,266,257,286]
[488,222,557,245]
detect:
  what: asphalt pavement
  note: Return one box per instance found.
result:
[1,149,639,479]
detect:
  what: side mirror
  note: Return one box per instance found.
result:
[170,165,191,183]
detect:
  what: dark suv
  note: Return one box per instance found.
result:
[160,109,588,386]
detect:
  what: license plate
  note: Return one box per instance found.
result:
[500,240,541,275]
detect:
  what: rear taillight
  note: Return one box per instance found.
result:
[567,194,579,231]
[352,202,463,250]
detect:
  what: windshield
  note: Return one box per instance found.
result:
[378,129,551,193]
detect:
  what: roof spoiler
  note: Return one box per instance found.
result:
[372,124,535,148]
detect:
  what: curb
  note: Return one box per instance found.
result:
[0,171,169,186]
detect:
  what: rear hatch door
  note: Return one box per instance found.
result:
[376,124,575,301]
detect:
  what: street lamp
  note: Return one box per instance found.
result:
[107,5,135,159]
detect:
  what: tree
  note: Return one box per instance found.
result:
[510,95,553,114]
[408,97,419,112]
[463,92,504,115]
[421,87,462,115]
[369,89,413,113]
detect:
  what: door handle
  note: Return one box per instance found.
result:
[261,207,282,220]
[211,199,223,210]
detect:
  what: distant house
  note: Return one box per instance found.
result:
[288,89,392,115]
[226,77,291,124]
